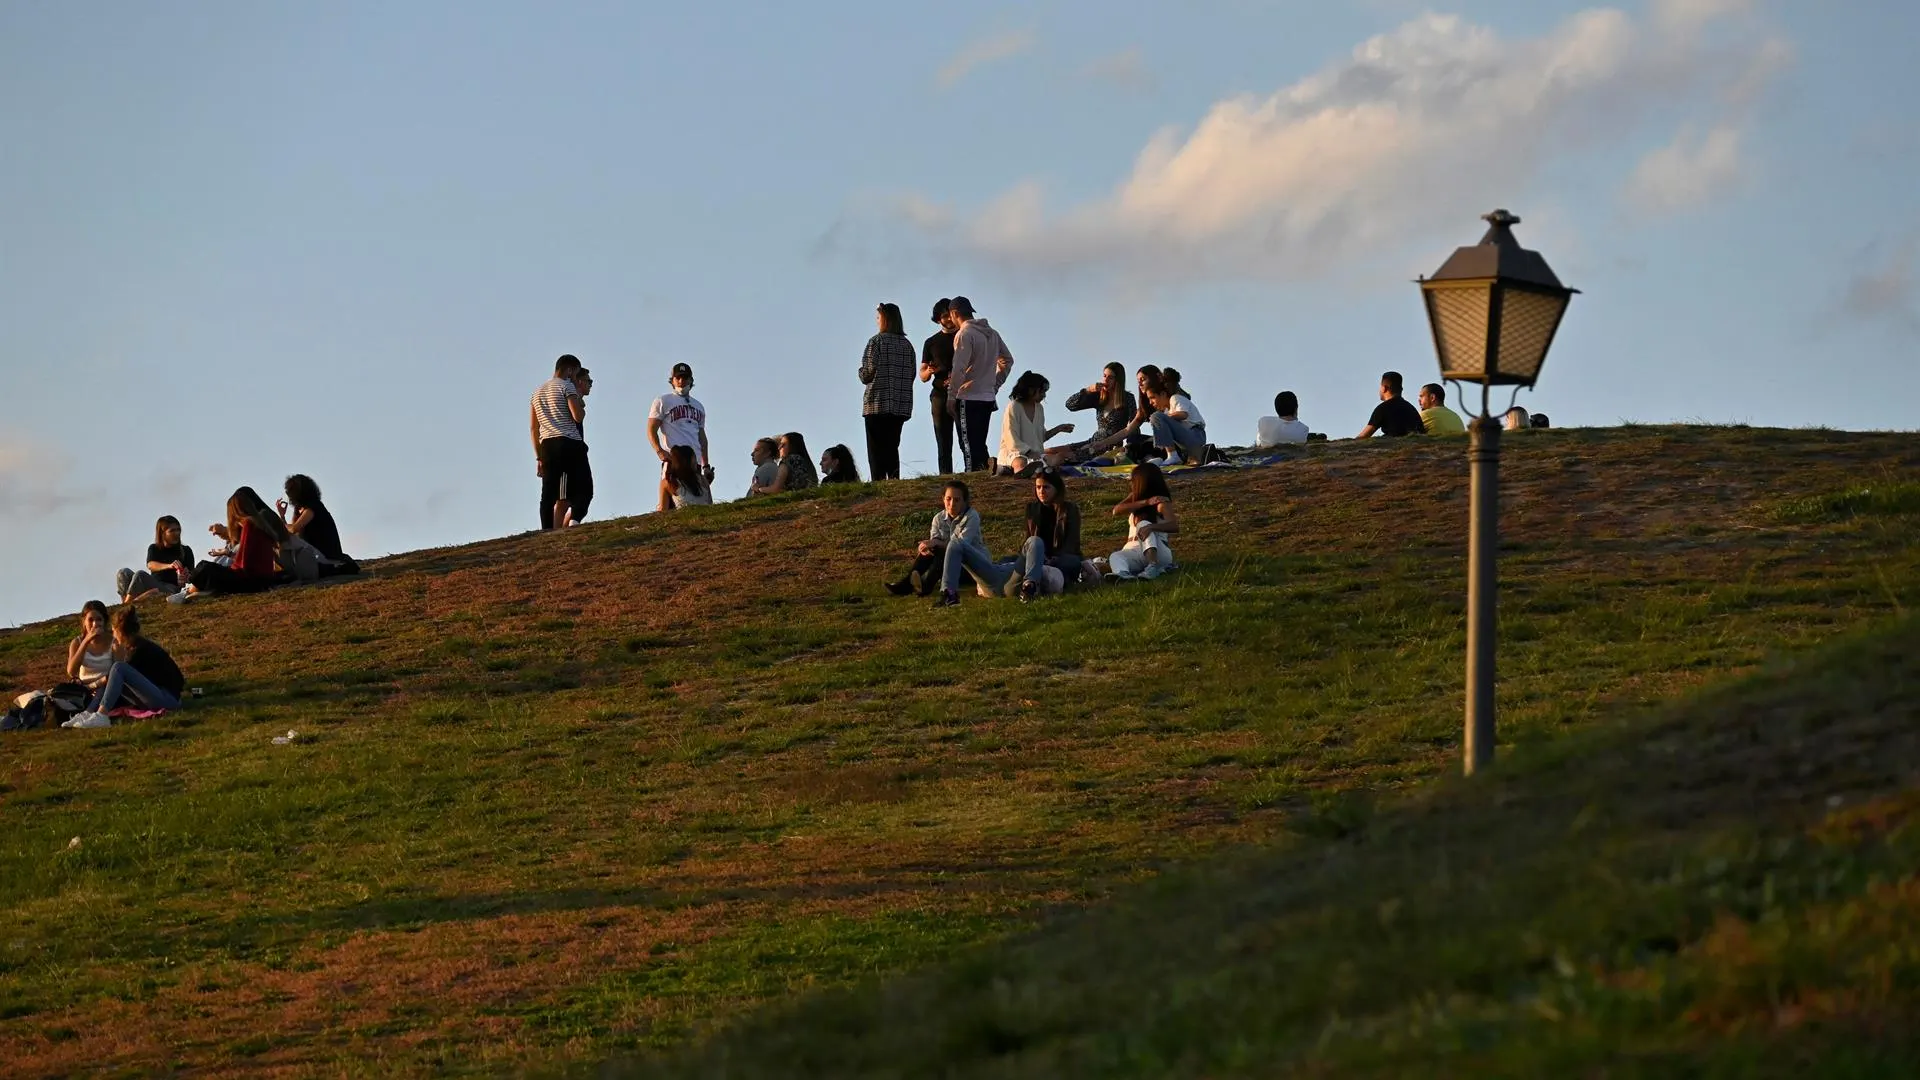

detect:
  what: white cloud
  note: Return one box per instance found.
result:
[1081,47,1155,91]
[938,29,1037,89]
[1624,124,1744,214]
[853,3,1786,287]
[1840,233,1920,337]
[0,438,105,518]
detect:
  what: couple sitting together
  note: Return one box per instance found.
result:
[55,602,183,728]
[116,475,357,604]
[884,463,1180,606]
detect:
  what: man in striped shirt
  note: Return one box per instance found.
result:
[529,354,591,530]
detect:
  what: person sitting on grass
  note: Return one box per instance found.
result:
[277,473,357,574]
[886,478,982,598]
[1101,462,1179,581]
[63,606,184,729]
[66,600,116,696]
[1255,391,1309,448]
[1418,383,1466,435]
[173,487,286,601]
[117,515,196,602]
[745,436,780,497]
[660,444,713,510]
[1053,362,1136,466]
[1015,468,1083,602]
[1145,368,1207,467]
[1504,405,1531,431]
[934,479,1019,607]
[751,432,818,495]
[998,372,1074,477]
[820,444,862,484]
[1356,371,1426,438]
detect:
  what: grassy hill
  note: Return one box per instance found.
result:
[0,426,1914,1076]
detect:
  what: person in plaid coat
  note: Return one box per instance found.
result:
[860,302,917,480]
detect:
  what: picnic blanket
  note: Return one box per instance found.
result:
[1058,455,1286,479]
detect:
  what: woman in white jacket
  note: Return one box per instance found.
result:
[998,372,1074,478]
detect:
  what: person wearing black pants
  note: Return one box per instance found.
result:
[920,299,958,474]
[946,296,1012,472]
[530,354,591,529]
[860,303,916,481]
[539,436,592,527]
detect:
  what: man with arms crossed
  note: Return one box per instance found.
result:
[530,354,591,530]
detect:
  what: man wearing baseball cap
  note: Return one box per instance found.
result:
[919,298,958,474]
[647,362,713,491]
[946,296,1014,472]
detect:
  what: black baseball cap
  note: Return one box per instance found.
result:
[931,298,951,322]
[671,362,693,380]
[949,296,976,317]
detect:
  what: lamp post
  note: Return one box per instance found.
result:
[1417,210,1577,776]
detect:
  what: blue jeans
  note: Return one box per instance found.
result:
[943,537,1016,596]
[1018,535,1082,584]
[1151,412,1207,462]
[87,661,181,714]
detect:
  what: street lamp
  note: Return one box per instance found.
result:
[1417,209,1577,775]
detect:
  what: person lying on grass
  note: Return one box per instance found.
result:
[66,600,115,693]
[933,480,1022,607]
[174,487,286,601]
[117,515,195,603]
[1101,462,1178,581]
[660,444,713,511]
[64,606,183,729]
[885,479,979,598]
[1014,468,1083,602]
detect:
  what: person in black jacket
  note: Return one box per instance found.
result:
[919,298,958,474]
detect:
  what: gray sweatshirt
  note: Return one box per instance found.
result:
[949,318,1012,404]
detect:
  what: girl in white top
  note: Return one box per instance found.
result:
[998,372,1075,477]
[662,445,713,510]
[66,600,116,689]
[1147,367,1207,467]
[1104,463,1180,580]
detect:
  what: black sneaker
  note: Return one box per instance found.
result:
[934,590,960,608]
[1018,580,1038,604]
[884,579,912,597]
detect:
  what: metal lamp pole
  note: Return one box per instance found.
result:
[1418,210,1576,777]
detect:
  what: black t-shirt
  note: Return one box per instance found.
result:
[128,639,185,697]
[299,504,345,561]
[1026,501,1083,558]
[1368,396,1427,437]
[146,543,196,586]
[922,330,956,396]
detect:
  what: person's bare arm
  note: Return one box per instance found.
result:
[647,418,668,462]
[1354,424,1379,439]
[699,428,712,472]
[1147,498,1179,535]
[66,636,84,678]
[1045,423,1075,440]
[767,464,791,494]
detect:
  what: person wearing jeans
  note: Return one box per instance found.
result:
[1015,470,1083,601]
[1145,369,1208,466]
[67,607,184,728]
[942,533,1017,599]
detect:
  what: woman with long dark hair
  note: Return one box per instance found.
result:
[998,372,1075,477]
[174,487,287,600]
[661,444,713,509]
[1144,366,1207,466]
[860,302,915,481]
[751,432,819,495]
[1102,462,1179,580]
[1015,468,1084,601]
[820,444,862,484]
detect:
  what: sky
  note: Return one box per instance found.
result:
[2,0,1916,628]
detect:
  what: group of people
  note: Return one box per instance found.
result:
[883,462,1180,606]
[114,475,356,606]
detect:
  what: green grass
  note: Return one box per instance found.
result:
[0,425,1915,1076]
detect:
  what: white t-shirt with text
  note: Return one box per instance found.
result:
[649,392,707,451]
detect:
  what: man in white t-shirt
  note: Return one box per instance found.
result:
[1255,391,1309,448]
[647,362,714,485]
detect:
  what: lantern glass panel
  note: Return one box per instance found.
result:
[1495,287,1570,382]
[1426,283,1492,378]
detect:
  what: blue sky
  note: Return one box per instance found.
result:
[2,0,1915,627]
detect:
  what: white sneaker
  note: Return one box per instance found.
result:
[66,711,111,729]
[166,588,192,604]
[1141,564,1165,580]
[1154,454,1183,468]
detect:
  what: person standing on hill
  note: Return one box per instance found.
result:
[1355,371,1426,439]
[648,362,714,493]
[947,296,1013,472]
[920,299,958,474]
[1418,383,1466,435]
[530,354,590,529]
[860,302,916,481]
